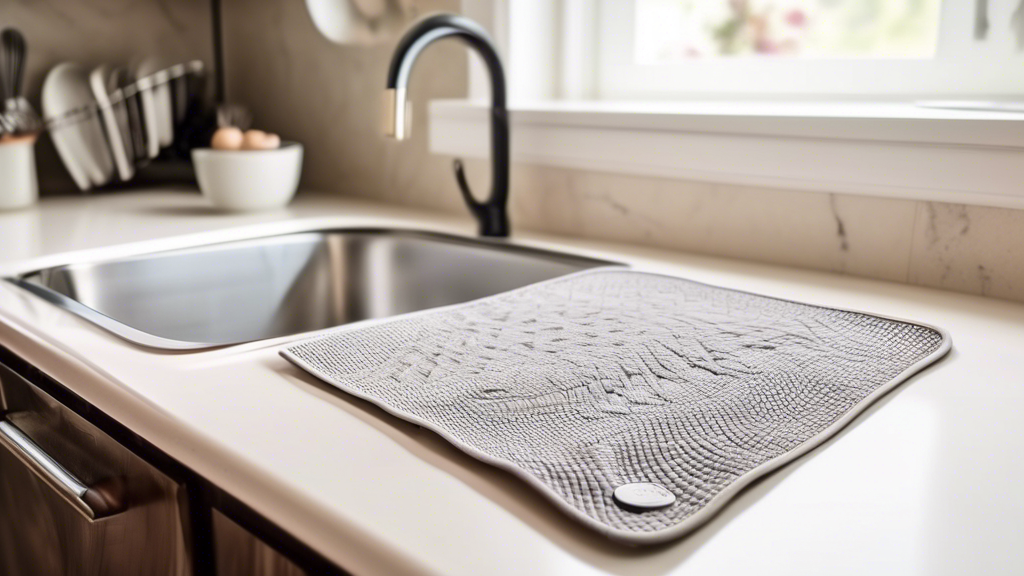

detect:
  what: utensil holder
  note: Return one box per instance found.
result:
[0,135,38,210]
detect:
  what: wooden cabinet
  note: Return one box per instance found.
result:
[0,360,193,576]
[214,511,306,576]
[0,349,343,576]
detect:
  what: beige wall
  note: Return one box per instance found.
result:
[0,0,214,194]
[222,0,466,214]
[227,0,1023,303]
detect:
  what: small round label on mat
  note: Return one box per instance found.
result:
[613,483,676,511]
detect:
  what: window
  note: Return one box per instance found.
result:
[441,1,1024,212]
[634,0,942,61]
[497,0,1024,100]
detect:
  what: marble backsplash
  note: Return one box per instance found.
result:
[229,0,1024,304]
[345,159,1024,303]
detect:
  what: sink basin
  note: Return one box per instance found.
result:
[10,229,615,350]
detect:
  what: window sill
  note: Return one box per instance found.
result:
[428,99,1024,209]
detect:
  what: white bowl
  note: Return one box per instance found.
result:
[192,142,303,211]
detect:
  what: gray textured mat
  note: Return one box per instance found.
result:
[282,269,950,544]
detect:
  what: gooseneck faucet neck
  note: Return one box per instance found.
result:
[384,14,510,238]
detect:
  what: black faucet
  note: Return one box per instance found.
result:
[384,14,510,238]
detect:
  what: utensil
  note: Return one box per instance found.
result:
[0,28,23,103]
[3,98,43,134]
[0,28,42,135]
[8,31,23,99]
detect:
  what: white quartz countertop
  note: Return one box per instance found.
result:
[0,189,1021,576]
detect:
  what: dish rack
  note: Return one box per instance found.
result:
[42,60,210,192]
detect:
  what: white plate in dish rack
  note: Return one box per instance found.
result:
[42,63,115,190]
[89,65,133,182]
[136,59,174,149]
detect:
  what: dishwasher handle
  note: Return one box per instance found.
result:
[0,418,126,520]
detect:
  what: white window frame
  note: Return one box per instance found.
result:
[438,1,1024,211]
[598,0,1024,100]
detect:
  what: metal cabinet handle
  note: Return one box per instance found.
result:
[0,419,126,520]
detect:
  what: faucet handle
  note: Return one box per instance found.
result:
[453,159,509,237]
[453,158,480,210]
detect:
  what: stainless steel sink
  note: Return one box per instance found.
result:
[9,229,615,350]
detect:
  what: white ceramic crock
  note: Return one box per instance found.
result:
[0,136,39,211]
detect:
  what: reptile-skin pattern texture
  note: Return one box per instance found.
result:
[284,270,948,543]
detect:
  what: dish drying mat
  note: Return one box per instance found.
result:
[282,269,950,545]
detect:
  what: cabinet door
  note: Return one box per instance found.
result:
[0,361,192,576]
[214,510,306,576]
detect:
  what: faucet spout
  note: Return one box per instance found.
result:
[384,14,510,237]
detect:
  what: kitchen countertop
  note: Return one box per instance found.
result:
[0,189,1021,576]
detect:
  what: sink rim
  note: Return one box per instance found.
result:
[6,227,621,352]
